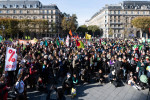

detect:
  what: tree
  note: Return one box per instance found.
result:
[0,18,49,39]
[68,14,78,31]
[87,25,100,37]
[0,18,20,39]
[108,28,113,38]
[61,13,78,36]
[76,25,88,36]
[131,16,150,39]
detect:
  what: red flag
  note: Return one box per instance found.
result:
[100,38,102,45]
[76,40,80,46]
[69,30,73,36]
[149,27,150,33]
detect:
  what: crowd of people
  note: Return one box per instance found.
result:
[0,37,150,100]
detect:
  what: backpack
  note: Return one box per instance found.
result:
[113,79,121,87]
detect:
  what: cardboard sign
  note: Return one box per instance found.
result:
[5,47,17,71]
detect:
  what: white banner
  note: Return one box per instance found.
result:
[66,35,69,47]
[5,47,17,71]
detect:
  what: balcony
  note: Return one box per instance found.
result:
[109,22,123,24]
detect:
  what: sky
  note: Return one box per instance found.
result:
[40,0,141,26]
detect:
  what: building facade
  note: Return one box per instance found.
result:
[85,1,150,38]
[0,0,62,38]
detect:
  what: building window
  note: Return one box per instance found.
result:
[10,5,13,8]
[131,11,133,14]
[114,11,116,14]
[43,10,44,14]
[138,11,140,14]
[20,10,22,14]
[110,16,112,19]
[143,11,145,14]
[118,30,120,33]
[51,10,53,14]
[47,10,49,14]
[30,5,33,8]
[43,15,45,19]
[114,20,116,23]
[0,10,2,13]
[7,10,9,13]
[16,5,19,8]
[27,10,29,14]
[13,10,16,14]
[118,11,120,14]
[110,20,112,23]
[126,11,128,14]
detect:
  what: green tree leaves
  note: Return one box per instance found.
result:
[61,13,78,35]
[132,16,150,39]
[0,18,49,39]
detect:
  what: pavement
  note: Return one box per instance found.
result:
[25,82,149,100]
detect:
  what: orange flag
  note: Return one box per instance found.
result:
[69,30,72,36]
[76,35,79,39]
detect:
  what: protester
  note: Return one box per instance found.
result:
[0,37,149,99]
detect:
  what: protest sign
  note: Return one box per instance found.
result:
[5,47,17,71]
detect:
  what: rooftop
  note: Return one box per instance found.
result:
[86,1,150,22]
[0,0,59,10]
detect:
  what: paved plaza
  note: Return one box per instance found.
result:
[26,83,149,100]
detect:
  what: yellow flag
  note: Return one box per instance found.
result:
[85,33,91,39]
[33,38,38,42]
[61,41,63,45]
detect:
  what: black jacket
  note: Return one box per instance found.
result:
[114,61,123,71]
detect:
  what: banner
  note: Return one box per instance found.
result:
[19,38,38,45]
[66,35,69,47]
[18,39,28,45]
[5,47,17,71]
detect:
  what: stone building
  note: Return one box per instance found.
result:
[85,1,150,38]
[0,0,62,38]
